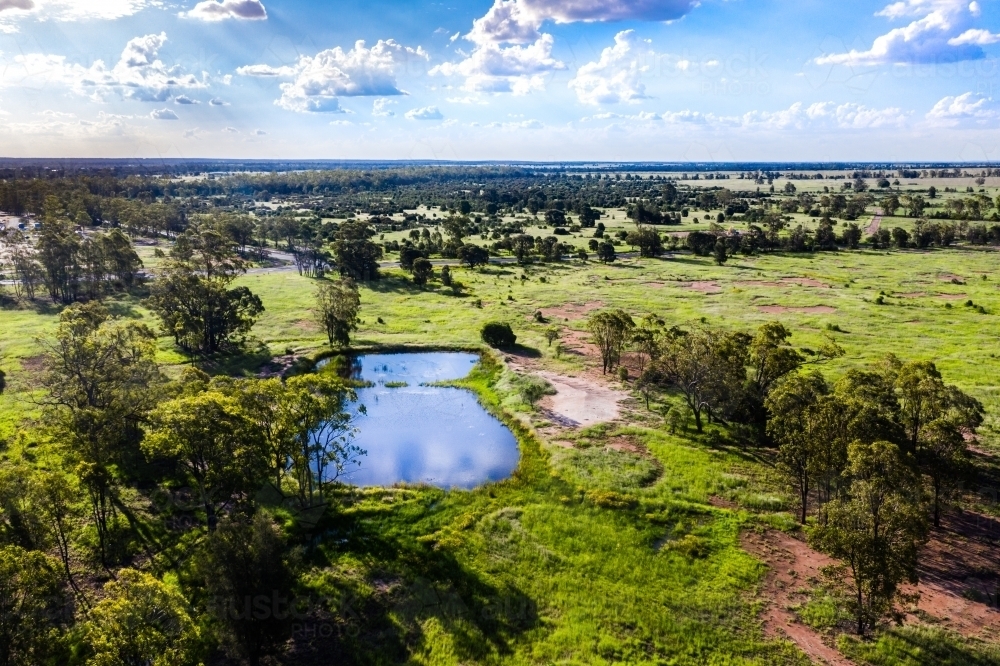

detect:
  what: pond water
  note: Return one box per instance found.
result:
[325,352,520,489]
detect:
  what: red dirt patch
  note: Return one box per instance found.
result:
[541,301,606,321]
[906,510,1000,640]
[757,305,837,315]
[939,274,965,282]
[937,293,968,301]
[606,435,645,454]
[19,355,46,373]
[679,281,723,294]
[735,280,786,288]
[741,530,855,666]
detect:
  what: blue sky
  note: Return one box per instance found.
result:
[0,0,999,160]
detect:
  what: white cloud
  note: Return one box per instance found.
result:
[174,95,199,104]
[5,33,207,102]
[487,118,542,129]
[642,101,909,130]
[405,106,443,120]
[926,91,1000,125]
[948,28,1000,45]
[431,33,564,94]
[252,128,266,135]
[569,30,652,105]
[222,126,238,132]
[0,110,135,137]
[438,0,693,95]
[150,108,178,120]
[209,97,229,106]
[183,0,266,21]
[0,0,154,31]
[238,39,427,113]
[372,98,396,116]
[817,0,992,65]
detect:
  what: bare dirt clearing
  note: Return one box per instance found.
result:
[535,370,626,427]
[541,301,606,321]
[741,529,855,666]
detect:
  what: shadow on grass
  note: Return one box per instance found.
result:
[840,626,1000,666]
[288,504,539,665]
[503,344,542,359]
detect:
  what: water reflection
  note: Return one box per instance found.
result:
[322,353,520,489]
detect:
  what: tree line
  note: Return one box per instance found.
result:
[585,308,983,636]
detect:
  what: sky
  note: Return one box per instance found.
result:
[0,0,999,161]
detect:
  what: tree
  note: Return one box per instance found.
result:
[889,358,983,456]
[199,512,296,666]
[597,241,616,263]
[332,221,382,281]
[920,420,971,527]
[642,328,746,432]
[36,213,81,303]
[891,227,910,248]
[812,441,928,636]
[39,302,161,563]
[766,372,828,523]
[146,226,264,354]
[411,257,434,286]
[511,234,536,264]
[30,471,84,599]
[399,246,426,271]
[841,223,862,249]
[315,278,360,347]
[713,237,729,265]
[144,391,267,531]
[481,322,516,348]
[0,545,68,666]
[544,326,560,347]
[457,243,490,268]
[626,227,663,258]
[587,309,634,375]
[84,568,201,666]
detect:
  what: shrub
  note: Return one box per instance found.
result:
[481,322,517,348]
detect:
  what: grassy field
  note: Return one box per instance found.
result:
[4,244,1000,664]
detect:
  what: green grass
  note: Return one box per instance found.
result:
[5,244,1000,662]
[839,626,1000,666]
[300,357,806,665]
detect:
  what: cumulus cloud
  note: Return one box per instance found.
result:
[184,0,266,21]
[948,28,1000,45]
[926,92,1000,125]
[405,106,443,120]
[372,98,396,116]
[431,33,564,94]
[569,30,652,105]
[252,128,266,135]
[238,39,427,113]
[150,108,178,120]
[623,101,910,130]
[209,97,229,106]
[174,95,199,104]
[817,0,994,65]
[5,33,207,102]
[439,0,699,96]
[487,118,542,129]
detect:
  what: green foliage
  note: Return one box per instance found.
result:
[197,511,296,666]
[315,277,360,347]
[481,321,517,348]
[0,545,68,666]
[587,309,634,375]
[83,568,201,666]
[145,225,264,354]
[812,441,928,636]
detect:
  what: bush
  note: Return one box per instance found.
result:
[481,321,517,348]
